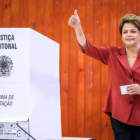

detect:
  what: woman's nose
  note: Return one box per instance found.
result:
[126,32,132,37]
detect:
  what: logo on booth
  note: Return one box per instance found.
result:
[0,56,13,77]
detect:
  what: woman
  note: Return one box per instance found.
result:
[68,10,140,140]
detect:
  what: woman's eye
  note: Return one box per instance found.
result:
[131,31,136,33]
[123,31,127,34]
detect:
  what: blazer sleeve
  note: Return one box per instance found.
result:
[79,39,110,65]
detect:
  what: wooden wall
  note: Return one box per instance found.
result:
[0,0,140,140]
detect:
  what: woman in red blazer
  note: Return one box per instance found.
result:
[68,10,140,140]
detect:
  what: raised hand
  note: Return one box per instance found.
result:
[68,9,80,28]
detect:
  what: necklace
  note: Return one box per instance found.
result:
[127,55,137,58]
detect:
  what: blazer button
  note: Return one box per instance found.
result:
[129,100,133,104]
[129,75,133,78]
[82,49,85,53]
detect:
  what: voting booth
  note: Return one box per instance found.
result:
[0,28,61,139]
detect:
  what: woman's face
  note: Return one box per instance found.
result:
[122,23,140,48]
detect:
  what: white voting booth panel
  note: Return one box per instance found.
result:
[0,28,61,139]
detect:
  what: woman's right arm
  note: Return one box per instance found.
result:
[68,10,110,65]
[68,9,87,49]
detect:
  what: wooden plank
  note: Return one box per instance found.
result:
[36,0,46,34]
[117,0,126,47]
[2,0,11,27]
[84,0,94,137]
[44,0,53,39]
[108,0,118,140]
[19,0,28,27]
[125,0,133,14]
[61,0,70,136]
[53,0,61,43]
[133,0,138,14]
[110,0,117,45]
[92,0,102,139]
[68,0,78,136]
[28,0,37,29]
[100,0,110,139]
[0,1,3,26]
[76,0,86,137]
[11,0,19,27]
[138,0,140,15]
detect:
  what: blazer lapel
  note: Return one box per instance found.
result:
[117,47,132,74]
[131,49,140,72]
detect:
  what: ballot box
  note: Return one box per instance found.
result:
[0,28,61,140]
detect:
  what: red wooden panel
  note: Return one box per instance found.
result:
[76,0,86,137]
[117,0,126,47]
[53,0,61,43]
[84,0,94,137]
[100,0,110,139]
[11,0,19,27]
[44,0,53,39]
[36,0,46,34]
[108,0,118,140]
[92,0,102,139]
[133,0,138,15]
[2,0,11,27]
[138,0,140,15]
[19,0,28,27]
[0,1,3,26]
[28,0,37,29]
[125,0,133,14]
[110,0,117,45]
[61,0,70,136]
[68,0,78,136]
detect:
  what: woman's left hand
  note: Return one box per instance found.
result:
[127,84,140,95]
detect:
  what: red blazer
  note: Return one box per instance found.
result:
[79,39,140,126]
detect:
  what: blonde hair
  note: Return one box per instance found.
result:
[119,14,140,35]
